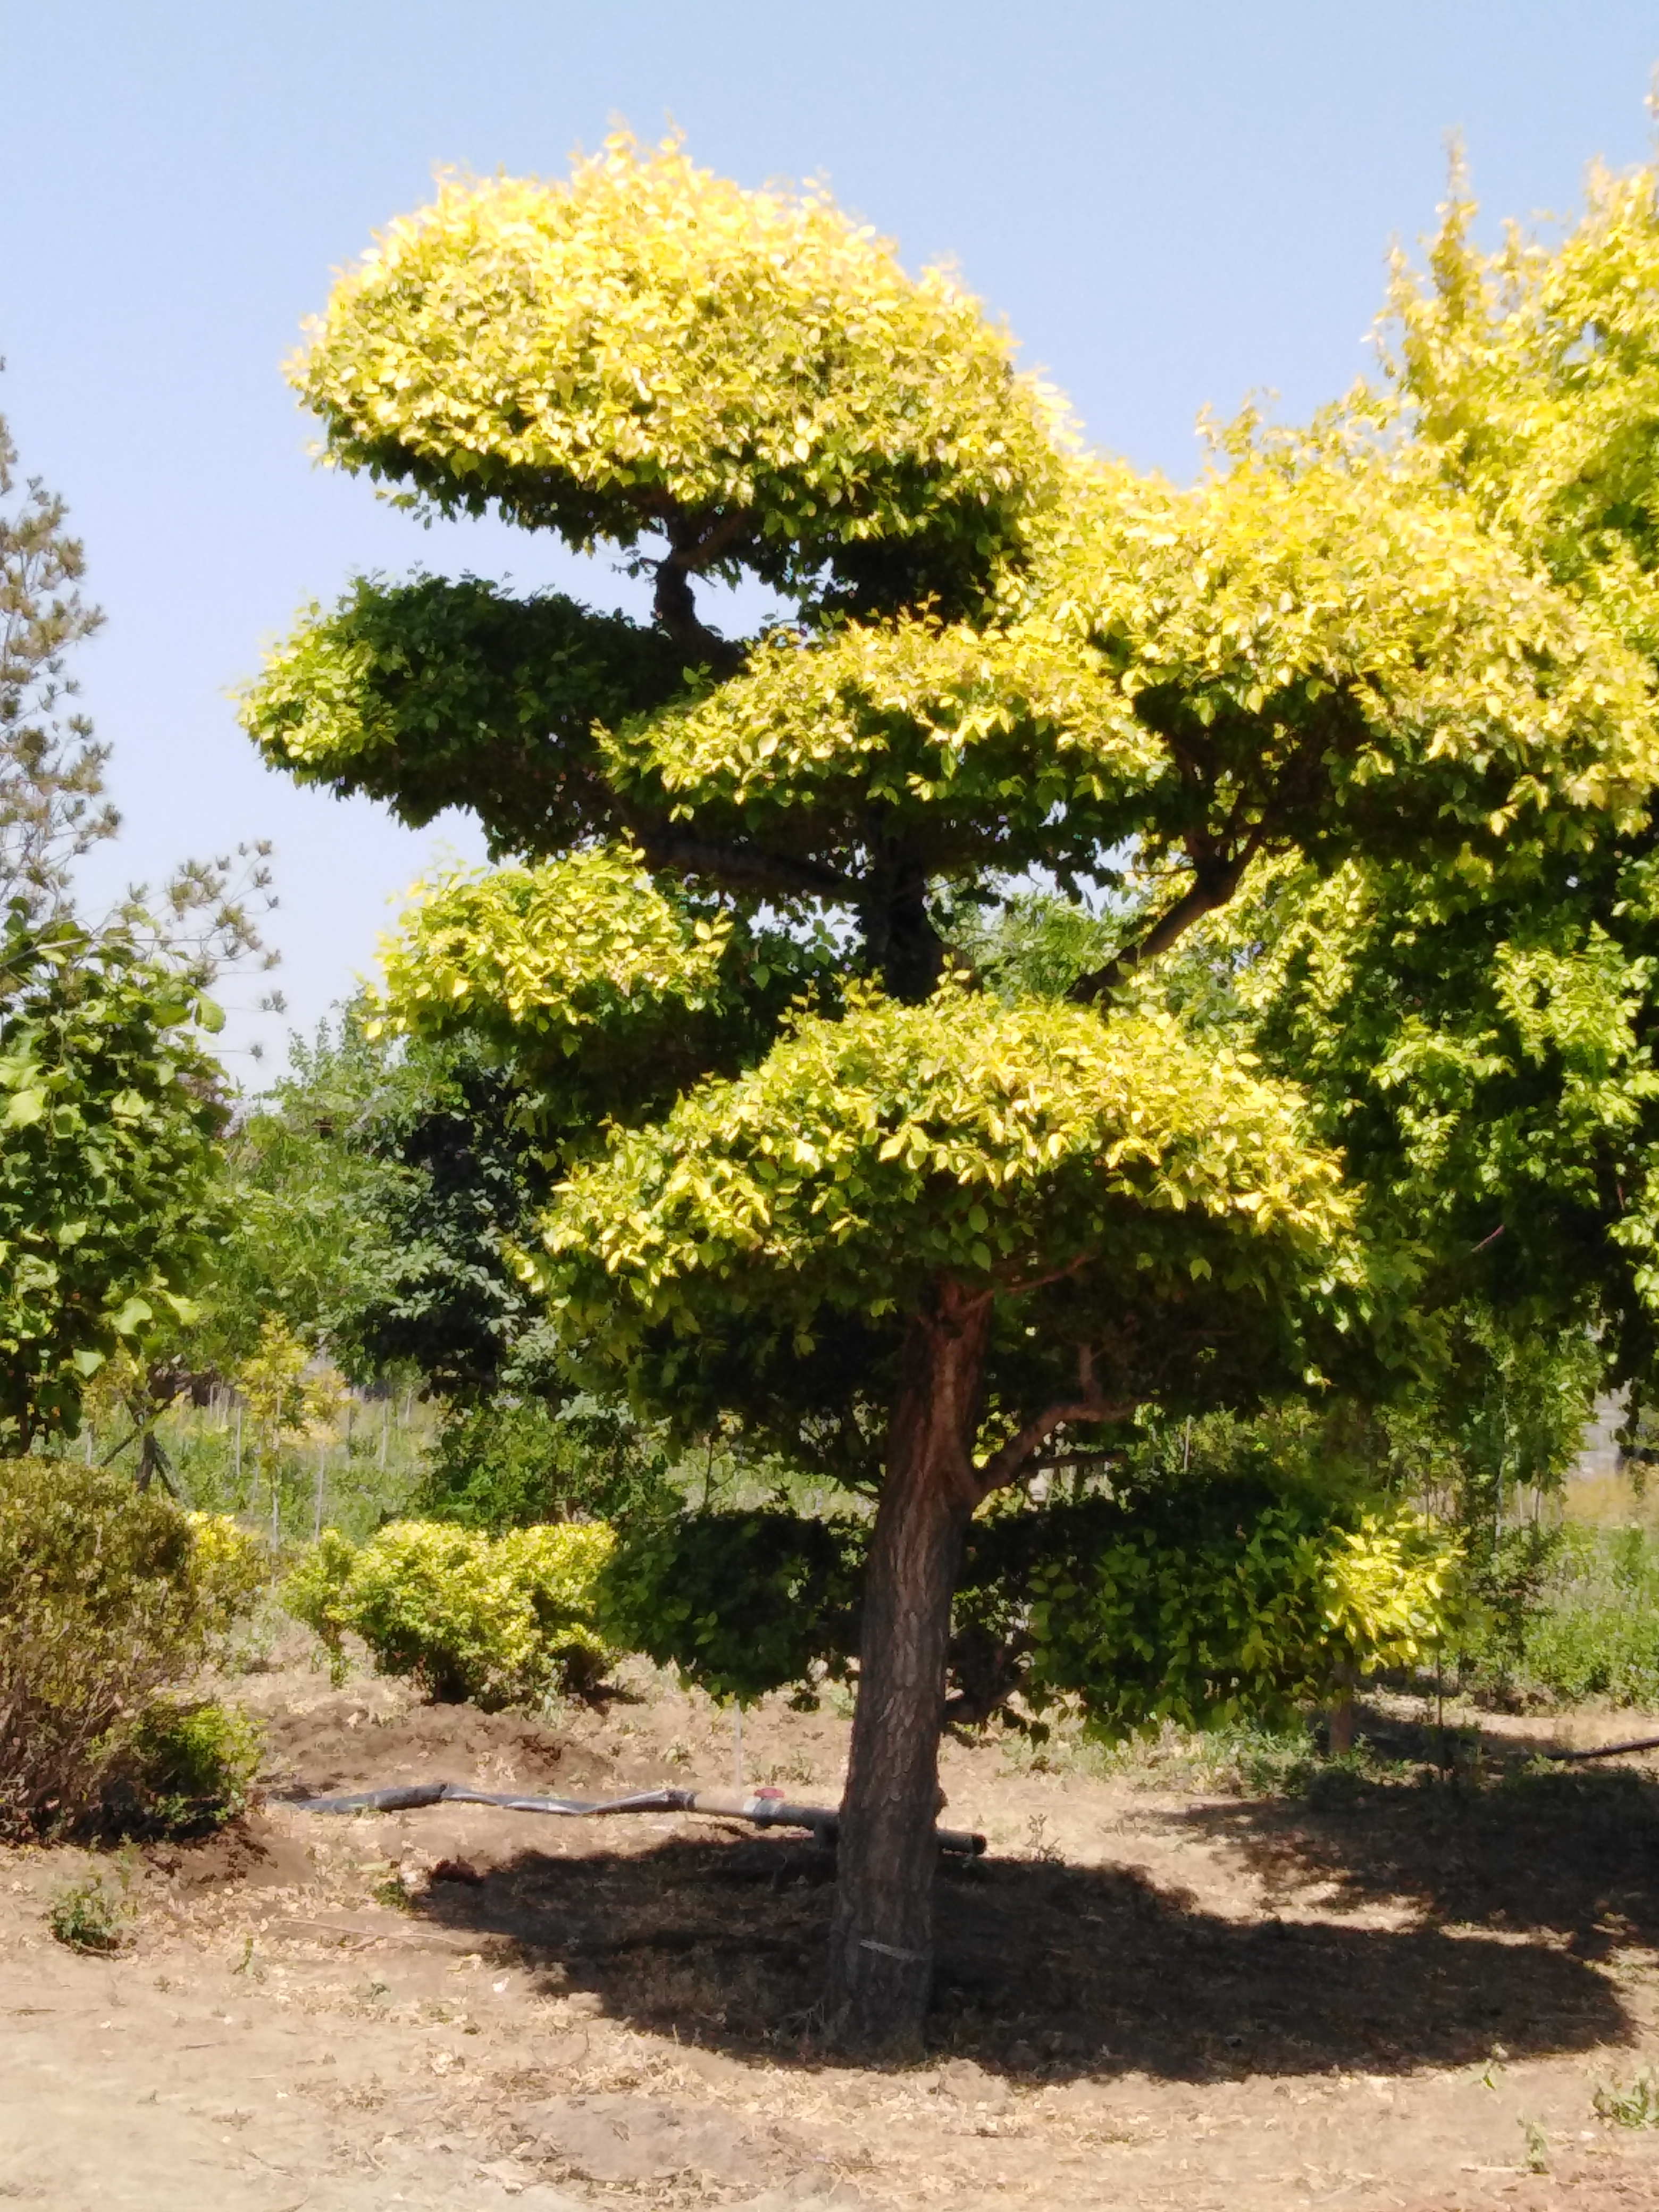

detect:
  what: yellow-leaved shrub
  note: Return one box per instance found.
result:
[283,1518,614,1706]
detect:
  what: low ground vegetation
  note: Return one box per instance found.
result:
[0,1457,264,1839]
[1460,1519,1659,1709]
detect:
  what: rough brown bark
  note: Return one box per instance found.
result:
[826,1280,991,2056]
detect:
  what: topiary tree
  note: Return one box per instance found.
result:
[242,134,1657,2051]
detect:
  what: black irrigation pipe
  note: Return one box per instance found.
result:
[1541,1734,1659,1763]
[287,1779,986,1856]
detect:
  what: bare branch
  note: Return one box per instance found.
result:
[650,511,752,673]
[1068,830,1267,1004]
[974,1350,1134,1498]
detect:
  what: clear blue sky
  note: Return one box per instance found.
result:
[3,1,1655,1072]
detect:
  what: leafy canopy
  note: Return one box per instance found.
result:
[240,131,1659,1496]
[292,136,1067,610]
[1386,150,1659,658]
[541,985,1345,1378]
[1125,148,1659,1427]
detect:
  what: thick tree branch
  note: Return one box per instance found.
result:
[1069,829,1268,1005]
[859,847,947,1003]
[650,512,752,674]
[617,806,860,904]
[975,1397,1132,1497]
[973,1348,1133,1499]
[1022,1448,1117,1476]
[995,1250,1095,1297]
[583,758,857,903]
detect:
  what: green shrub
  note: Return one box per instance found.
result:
[124,1699,264,1833]
[0,1459,265,1838]
[1518,1601,1659,1704]
[590,1487,1458,1734]
[1457,1522,1568,1679]
[597,1509,865,1705]
[411,1396,671,1532]
[994,1488,1457,1740]
[282,1518,614,1706]
[280,1526,358,1683]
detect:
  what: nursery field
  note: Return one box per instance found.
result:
[5,1652,1659,2211]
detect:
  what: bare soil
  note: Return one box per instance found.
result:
[6,1658,1659,2210]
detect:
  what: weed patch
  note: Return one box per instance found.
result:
[1594,2069,1659,2127]
[47,1870,133,1954]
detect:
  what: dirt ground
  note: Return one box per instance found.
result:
[6,1660,1659,2211]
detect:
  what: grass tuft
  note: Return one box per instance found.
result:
[47,1870,133,1954]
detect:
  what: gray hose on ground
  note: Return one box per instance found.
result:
[285,1779,986,1855]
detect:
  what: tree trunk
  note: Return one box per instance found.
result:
[826,1281,990,2056]
[135,1426,180,1501]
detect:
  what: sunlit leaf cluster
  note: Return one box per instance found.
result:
[1049,443,1658,870]
[605,609,1161,882]
[293,131,1065,603]
[376,843,840,1132]
[380,843,735,1037]
[1387,158,1659,661]
[245,574,689,854]
[535,982,1350,1340]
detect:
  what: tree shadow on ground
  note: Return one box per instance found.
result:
[1169,1732,1659,1964]
[403,1816,1630,2081]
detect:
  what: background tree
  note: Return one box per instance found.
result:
[1,398,277,966]
[1091,153,1659,1501]
[0,908,228,1445]
[242,135,1657,2051]
[1376,150,1659,1429]
[0,400,116,917]
[207,1007,672,1527]
[0,404,284,1449]
[232,1314,345,1541]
